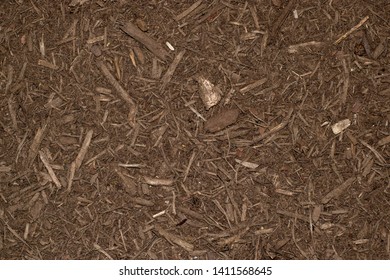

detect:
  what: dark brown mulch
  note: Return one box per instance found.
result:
[0,0,389,260]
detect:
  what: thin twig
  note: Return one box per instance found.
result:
[334,16,369,45]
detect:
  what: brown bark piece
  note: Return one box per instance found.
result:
[321,177,356,204]
[121,22,168,61]
[155,225,194,252]
[160,50,186,90]
[204,108,240,133]
[270,0,296,38]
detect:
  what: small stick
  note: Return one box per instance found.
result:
[27,124,47,167]
[183,97,206,121]
[128,197,154,207]
[121,22,168,60]
[277,209,310,223]
[74,129,93,170]
[8,97,18,130]
[251,108,293,145]
[240,78,267,94]
[39,150,62,189]
[17,62,27,81]
[6,66,17,130]
[360,140,386,164]
[93,243,113,260]
[378,135,390,146]
[249,4,260,30]
[321,177,355,204]
[143,176,174,186]
[114,167,137,195]
[174,0,203,21]
[84,149,106,165]
[183,150,196,182]
[176,206,204,220]
[155,225,194,252]
[67,130,92,192]
[171,190,176,215]
[287,41,324,54]
[270,0,296,38]
[196,2,224,25]
[96,60,135,107]
[334,16,369,45]
[341,58,349,105]
[5,64,13,94]
[67,161,76,192]
[1,219,32,249]
[38,59,59,70]
[160,50,186,90]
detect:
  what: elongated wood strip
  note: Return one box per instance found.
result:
[205,108,240,132]
[1,218,32,249]
[155,225,194,251]
[127,197,154,207]
[93,243,113,260]
[240,78,267,94]
[176,206,204,220]
[121,22,168,60]
[39,150,62,189]
[251,108,293,145]
[334,16,369,45]
[27,123,47,167]
[96,60,135,106]
[74,130,93,170]
[270,0,296,38]
[174,0,202,21]
[321,177,355,204]
[143,176,174,186]
[160,50,186,90]
[277,209,310,223]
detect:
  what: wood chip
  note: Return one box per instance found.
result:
[378,135,390,146]
[93,243,113,260]
[255,227,275,235]
[90,45,102,57]
[160,50,186,90]
[174,0,203,21]
[331,119,351,134]
[27,124,47,167]
[204,108,240,132]
[38,59,59,70]
[321,177,355,204]
[0,165,12,172]
[360,140,387,164]
[176,206,204,220]
[287,41,324,53]
[39,150,62,189]
[334,16,369,45]
[155,225,194,252]
[96,59,137,126]
[312,205,321,223]
[197,75,222,110]
[270,0,296,38]
[251,108,293,144]
[128,197,154,207]
[74,130,93,170]
[277,209,310,223]
[114,168,137,195]
[96,60,135,107]
[235,159,259,169]
[275,189,294,196]
[121,22,168,61]
[239,78,267,94]
[143,176,174,186]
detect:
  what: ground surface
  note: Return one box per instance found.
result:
[0,0,389,260]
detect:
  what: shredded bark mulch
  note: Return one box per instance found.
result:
[0,0,389,260]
